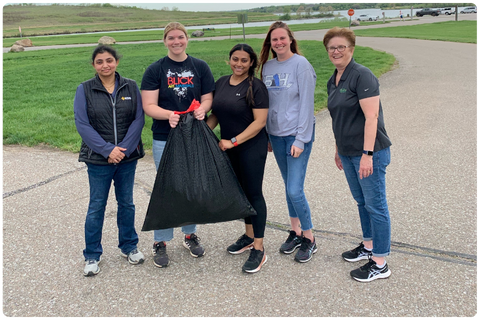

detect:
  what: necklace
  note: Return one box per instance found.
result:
[102,81,115,89]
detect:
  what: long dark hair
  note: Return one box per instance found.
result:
[258,21,302,76]
[91,45,122,64]
[229,43,258,107]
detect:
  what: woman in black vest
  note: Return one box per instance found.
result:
[74,45,145,277]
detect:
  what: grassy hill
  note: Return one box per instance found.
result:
[3,4,279,37]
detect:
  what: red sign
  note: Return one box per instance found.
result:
[348,9,355,16]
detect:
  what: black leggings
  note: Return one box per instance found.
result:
[226,134,268,238]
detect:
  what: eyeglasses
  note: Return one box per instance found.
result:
[327,45,350,53]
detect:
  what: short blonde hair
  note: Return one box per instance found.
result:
[323,27,356,49]
[163,22,188,41]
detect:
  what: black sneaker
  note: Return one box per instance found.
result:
[152,242,169,268]
[342,242,372,262]
[242,248,268,273]
[294,236,317,263]
[227,234,254,254]
[350,259,392,282]
[279,230,302,254]
[183,234,205,257]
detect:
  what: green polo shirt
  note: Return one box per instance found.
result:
[327,58,391,157]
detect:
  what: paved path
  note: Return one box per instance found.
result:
[2,16,477,316]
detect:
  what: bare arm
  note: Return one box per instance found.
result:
[359,95,379,179]
[141,89,181,128]
[218,108,268,151]
[141,89,173,120]
[206,112,218,130]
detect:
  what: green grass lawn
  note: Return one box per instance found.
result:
[3,39,395,151]
[353,20,477,43]
[4,18,373,47]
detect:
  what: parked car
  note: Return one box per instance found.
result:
[416,8,441,16]
[460,7,476,13]
[440,8,456,15]
[357,14,378,21]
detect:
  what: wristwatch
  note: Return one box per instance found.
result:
[363,150,374,156]
[231,137,239,147]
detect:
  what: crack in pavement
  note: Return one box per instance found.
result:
[3,166,86,199]
[133,178,477,267]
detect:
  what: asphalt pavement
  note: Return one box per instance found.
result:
[2,15,477,316]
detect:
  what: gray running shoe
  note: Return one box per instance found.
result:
[121,248,145,265]
[279,230,302,254]
[83,257,101,277]
[294,237,317,263]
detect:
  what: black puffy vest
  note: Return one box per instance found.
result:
[78,73,144,165]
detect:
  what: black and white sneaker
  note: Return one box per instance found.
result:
[294,237,317,263]
[183,234,205,257]
[227,234,254,254]
[342,242,372,262]
[350,259,392,282]
[279,230,302,254]
[152,242,169,268]
[242,248,267,273]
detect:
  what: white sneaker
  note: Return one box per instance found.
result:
[83,257,101,277]
[121,248,145,265]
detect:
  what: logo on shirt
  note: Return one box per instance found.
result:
[339,88,347,93]
[121,96,132,100]
[167,69,195,99]
[264,73,293,91]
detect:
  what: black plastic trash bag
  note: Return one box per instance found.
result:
[142,112,256,231]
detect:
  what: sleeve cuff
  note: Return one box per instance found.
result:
[293,140,305,150]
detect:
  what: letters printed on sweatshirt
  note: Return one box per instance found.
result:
[263,73,293,91]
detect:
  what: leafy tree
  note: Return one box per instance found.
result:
[297,5,305,16]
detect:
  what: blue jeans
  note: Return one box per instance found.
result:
[152,139,196,242]
[84,160,139,261]
[338,147,391,257]
[269,134,314,231]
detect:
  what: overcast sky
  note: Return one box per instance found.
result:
[113,1,298,12]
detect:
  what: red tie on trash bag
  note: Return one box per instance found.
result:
[174,99,201,115]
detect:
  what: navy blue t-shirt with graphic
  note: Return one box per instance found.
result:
[141,55,215,141]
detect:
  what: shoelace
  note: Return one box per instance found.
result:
[247,249,261,262]
[299,238,312,251]
[237,234,250,243]
[188,234,200,245]
[361,259,377,271]
[154,243,166,253]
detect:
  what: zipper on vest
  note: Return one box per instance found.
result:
[109,82,128,146]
